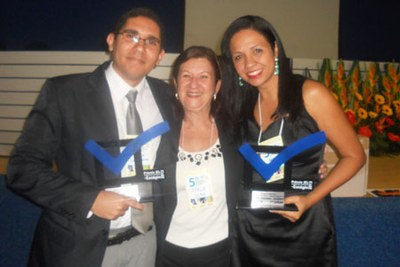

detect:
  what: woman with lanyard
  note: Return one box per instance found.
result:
[153,46,243,267]
[220,15,366,266]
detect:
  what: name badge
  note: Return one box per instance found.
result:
[185,171,214,209]
[259,135,285,183]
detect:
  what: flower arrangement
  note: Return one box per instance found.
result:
[318,59,400,156]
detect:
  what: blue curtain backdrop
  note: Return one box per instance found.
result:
[339,0,400,62]
[0,0,184,53]
[2,0,399,62]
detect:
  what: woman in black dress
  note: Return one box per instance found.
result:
[220,15,366,266]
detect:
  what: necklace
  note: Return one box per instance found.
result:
[178,118,221,166]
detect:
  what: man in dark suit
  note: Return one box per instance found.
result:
[7,7,174,267]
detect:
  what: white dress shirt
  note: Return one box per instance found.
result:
[104,62,163,229]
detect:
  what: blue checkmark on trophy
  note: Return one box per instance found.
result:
[84,121,170,175]
[239,131,327,181]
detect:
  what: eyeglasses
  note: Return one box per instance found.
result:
[118,30,161,47]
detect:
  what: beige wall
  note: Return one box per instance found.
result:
[0,49,355,174]
[185,0,339,59]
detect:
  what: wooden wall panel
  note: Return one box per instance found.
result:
[0,92,39,105]
[1,51,388,173]
[0,79,45,92]
[0,51,178,173]
[0,106,32,119]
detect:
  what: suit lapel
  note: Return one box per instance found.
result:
[83,62,119,142]
[146,77,174,122]
[145,77,178,168]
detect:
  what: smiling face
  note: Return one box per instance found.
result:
[106,16,165,87]
[230,28,278,90]
[175,58,221,116]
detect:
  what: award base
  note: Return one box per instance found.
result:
[93,139,165,203]
[238,144,302,212]
[236,190,298,211]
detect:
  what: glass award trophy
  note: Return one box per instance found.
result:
[237,145,298,211]
[94,138,165,203]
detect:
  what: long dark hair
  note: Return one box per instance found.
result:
[170,46,222,120]
[220,15,304,139]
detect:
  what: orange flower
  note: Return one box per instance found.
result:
[355,92,363,101]
[387,63,396,80]
[318,59,400,156]
[335,61,346,88]
[382,76,392,92]
[367,63,378,88]
[336,61,345,78]
[351,66,360,88]
[324,70,332,89]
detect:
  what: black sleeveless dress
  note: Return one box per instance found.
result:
[232,111,338,267]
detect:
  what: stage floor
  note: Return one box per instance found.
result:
[368,155,400,189]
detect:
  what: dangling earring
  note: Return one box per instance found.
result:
[274,57,280,75]
[175,93,178,99]
[238,76,244,87]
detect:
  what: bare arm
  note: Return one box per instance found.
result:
[272,80,366,222]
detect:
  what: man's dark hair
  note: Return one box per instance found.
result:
[111,7,165,48]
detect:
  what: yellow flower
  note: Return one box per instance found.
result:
[319,59,400,156]
[368,111,378,119]
[374,94,385,105]
[382,105,393,116]
[357,108,368,119]
[393,100,400,109]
